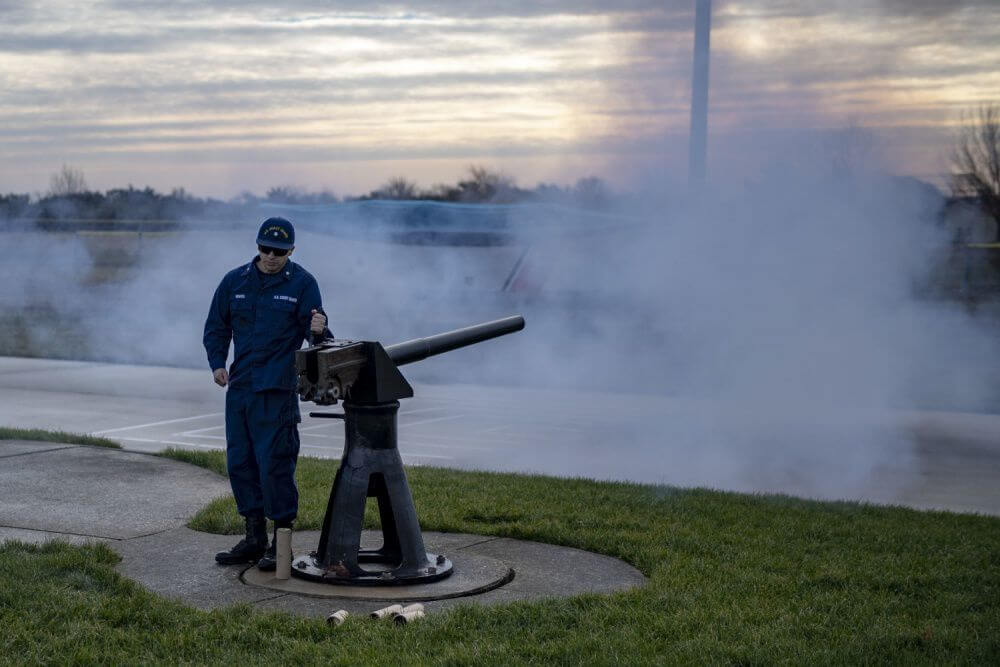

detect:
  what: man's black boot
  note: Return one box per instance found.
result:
[256,520,292,571]
[215,516,267,565]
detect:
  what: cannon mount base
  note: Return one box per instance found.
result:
[291,549,453,586]
[292,400,455,587]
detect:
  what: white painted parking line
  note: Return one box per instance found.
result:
[297,406,446,432]
[175,425,226,436]
[301,432,344,440]
[92,412,224,435]
[400,406,449,416]
[299,422,338,432]
[398,438,493,452]
[297,443,453,460]
[399,431,521,446]
[400,452,454,460]
[169,431,346,443]
[300,444,338,452]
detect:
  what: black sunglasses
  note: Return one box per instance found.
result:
[258,245,290,257]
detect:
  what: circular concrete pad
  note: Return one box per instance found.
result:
[115,528,646,617]
[4,441,648,617]
[243,550,513,601]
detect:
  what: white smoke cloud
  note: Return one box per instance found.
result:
[3,148,997,503]
[3,0,999,504]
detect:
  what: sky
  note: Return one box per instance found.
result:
[1,0,998,198]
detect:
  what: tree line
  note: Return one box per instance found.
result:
[0,165,616,225]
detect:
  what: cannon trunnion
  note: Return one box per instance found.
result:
[290,316,524,586]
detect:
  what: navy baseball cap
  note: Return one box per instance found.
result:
[256,217,295,249]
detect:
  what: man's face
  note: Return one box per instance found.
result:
[257,245,292,274]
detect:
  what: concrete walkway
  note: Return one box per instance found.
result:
[0,440,646,618]
[0,440,229,543]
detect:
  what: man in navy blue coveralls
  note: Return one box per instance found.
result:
[204,217,331,569]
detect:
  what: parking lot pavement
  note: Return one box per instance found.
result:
[1,356,998,515]
[0,356,658,472]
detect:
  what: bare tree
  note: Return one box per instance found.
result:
[49,164,88,196]
[952,103,1000,239]
[374,176,418,200]
[458,165,517,202]
[264,185,337,204]
[265,185,305,203]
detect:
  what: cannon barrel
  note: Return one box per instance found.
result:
[385,315,525,367]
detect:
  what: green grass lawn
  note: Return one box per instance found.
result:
[2,442,999,664]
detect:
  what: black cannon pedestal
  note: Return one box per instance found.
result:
[290,400,453,585]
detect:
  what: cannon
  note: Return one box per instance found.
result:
[289,315,525,585]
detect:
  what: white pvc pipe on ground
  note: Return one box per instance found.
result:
[370,604,404,619]
[394,609,425,625]
[327,610,349,626]
[398,603,424,615]
[276,527,292,580]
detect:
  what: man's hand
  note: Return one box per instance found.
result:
[213,368,229,387]
[310,309,327,335]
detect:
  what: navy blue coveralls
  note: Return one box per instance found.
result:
[203,257,329,524]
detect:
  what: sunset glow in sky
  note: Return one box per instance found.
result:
[1,1,998,197]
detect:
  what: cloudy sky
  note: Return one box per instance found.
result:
[1,0,998,197]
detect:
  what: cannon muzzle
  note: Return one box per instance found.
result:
[385,315,525,366]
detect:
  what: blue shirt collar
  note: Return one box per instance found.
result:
[244,257,296,282]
